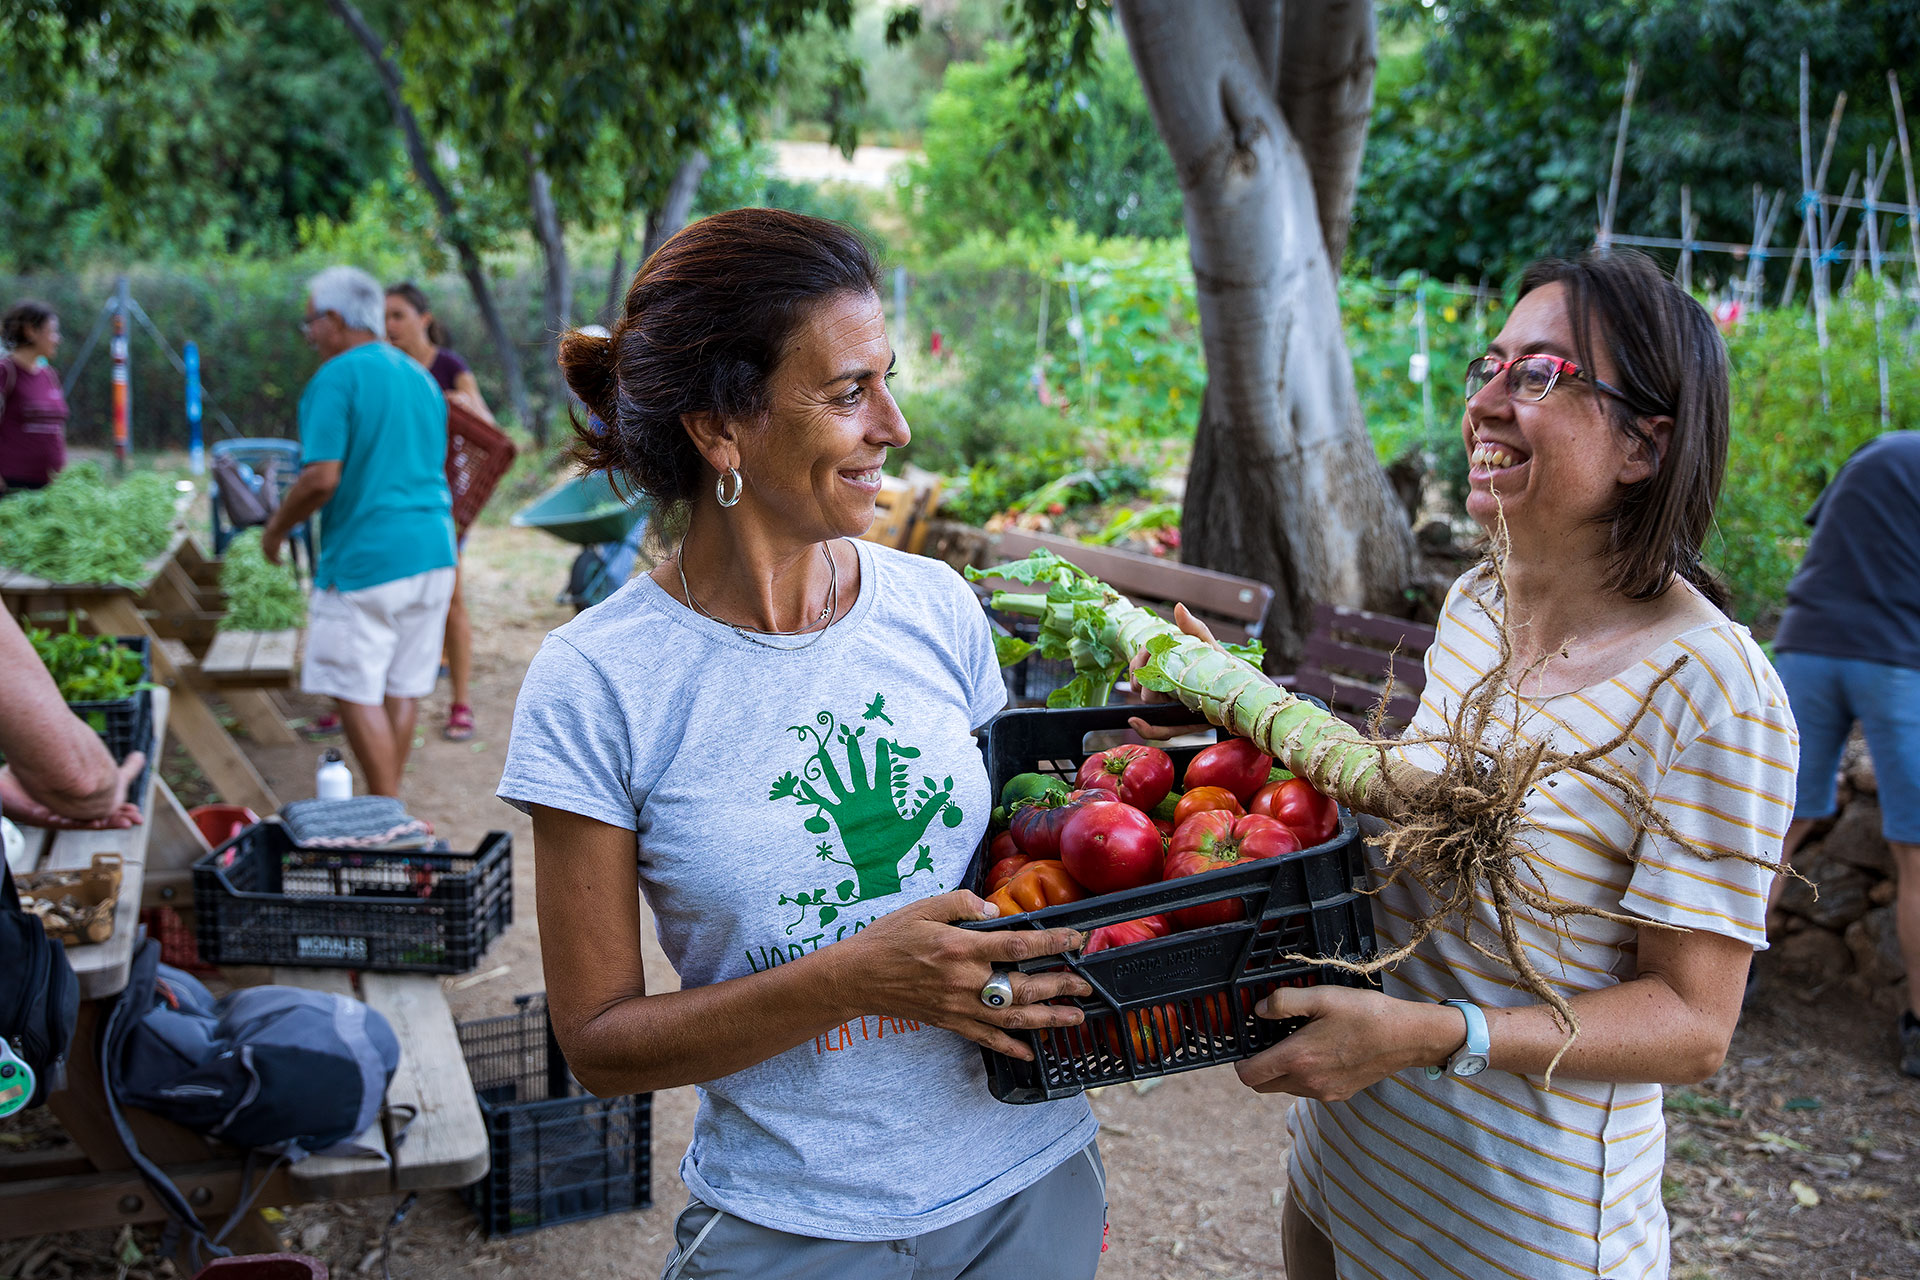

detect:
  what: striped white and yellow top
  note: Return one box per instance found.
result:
[1287,569,1797,1280]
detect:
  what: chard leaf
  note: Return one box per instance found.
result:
[992,634,1037,667]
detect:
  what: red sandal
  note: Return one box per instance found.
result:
[443,703,476,742]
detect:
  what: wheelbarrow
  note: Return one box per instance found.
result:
[511,472,654,610]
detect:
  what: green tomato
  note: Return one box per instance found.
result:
[999,772,1070,811]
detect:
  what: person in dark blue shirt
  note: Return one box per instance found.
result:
[1769,431,1920,1077]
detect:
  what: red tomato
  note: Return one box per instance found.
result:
[1010,789,1117,858]
[1052,1003,1183,1062]
[1083,914,1173,953]
[1172,785,1243,829]
[1075,744,1175,811]
[1151,815,1175,840]
[983,855,1032,895]
[1250,778,1341,846]
[1182,737,1274,804]
[1104,1003,1182,1061]
[1059,803,1165,894]
[1163,812,1302,929]
[989,830,1018,862]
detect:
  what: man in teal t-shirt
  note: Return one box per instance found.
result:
[263,265,456,797]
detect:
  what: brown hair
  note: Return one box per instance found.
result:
[1516,250,1729,608]
[559,207,882,507]
[2,300,55,350]
[385,282,450,348]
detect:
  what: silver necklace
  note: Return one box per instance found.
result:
[676,536,841,650]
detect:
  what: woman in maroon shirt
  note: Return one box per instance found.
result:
[0,300,69,493]
[384,283,494,743]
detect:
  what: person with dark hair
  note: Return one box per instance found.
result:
[0,300,69,494]
[1767,430,1920,1077]
[1138,250,1796,1280]
[385,283,493,744]
[497,209,1107,1276]
[384,283,494,425]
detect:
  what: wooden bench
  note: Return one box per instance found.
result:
[1279,603,1437,730]
[975,529,1275,706]
[859,466,945,555]
[198,628,301,687]
[270,969,490,1201]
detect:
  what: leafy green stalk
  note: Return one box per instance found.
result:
[970,549,1417,815]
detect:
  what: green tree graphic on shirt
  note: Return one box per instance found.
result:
[767,697,964,932]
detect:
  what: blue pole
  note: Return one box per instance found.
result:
[184,341,204,475]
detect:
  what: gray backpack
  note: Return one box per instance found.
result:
[102,939,402,1264]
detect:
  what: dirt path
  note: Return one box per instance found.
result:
[15,521,1918,1279]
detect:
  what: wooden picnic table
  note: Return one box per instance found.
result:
[1,531,295,818]
[0,685,488,1244]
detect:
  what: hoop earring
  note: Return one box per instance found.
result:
[716,467,743,508]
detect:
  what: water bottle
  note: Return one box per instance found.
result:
[316,748,353,800]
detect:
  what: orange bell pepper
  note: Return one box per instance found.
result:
[986,859,1087,916]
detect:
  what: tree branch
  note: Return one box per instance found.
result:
[1237,0,1283,100]
[1278,0,1376,266]
[642,151,711,263]
[326,0,532,432]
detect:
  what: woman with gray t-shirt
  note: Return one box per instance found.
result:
[498,209,1107,1279]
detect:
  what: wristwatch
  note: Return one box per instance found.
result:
[1425,1000,1490,1079]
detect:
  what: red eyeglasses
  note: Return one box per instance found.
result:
[1464,354,1629,405]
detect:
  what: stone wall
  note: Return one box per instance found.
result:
[1771,739,1909,1012]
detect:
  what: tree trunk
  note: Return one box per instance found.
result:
[642,151,711,263]
[1114,0,1413,663]
[604,216,632,322]
[528,161,571,438]
[328,0,531,434]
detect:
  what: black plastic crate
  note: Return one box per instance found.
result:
[65,636,154,811]
[457,995,652,1236]
[193,821,512,973]
[964,701,1378,1103]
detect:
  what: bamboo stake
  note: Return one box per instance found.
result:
[1677,185,1695,293]
[1862,147,1892,427]
[1782,58,1847,307]
[1598,62,1639,251]
[1742,187,1785,314]
[1891,71,1920,292]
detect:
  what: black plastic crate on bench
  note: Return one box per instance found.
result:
[66,636,154,810]
[963,701,1378,1103]
[193,822,512,973]
[458,995,652,1236]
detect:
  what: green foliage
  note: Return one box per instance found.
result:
[0,463,176,585]
[25,619,154,705]
[1712,289,1920,624]
[1355,0,1920,282]
[901,37,1180,255]
[771,0,1017,144]
[217,529,307,631]
[0,0,396,267]
[403,1,869,224]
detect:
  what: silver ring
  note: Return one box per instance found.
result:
[979,972,1015,1009]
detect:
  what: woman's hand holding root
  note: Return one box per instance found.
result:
[832,890,1092,1061]
[1234,987,1467,1102]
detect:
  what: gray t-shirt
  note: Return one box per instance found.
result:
[498,539,1095,1239]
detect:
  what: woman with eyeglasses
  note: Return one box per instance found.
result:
[1141,250,1796,1280]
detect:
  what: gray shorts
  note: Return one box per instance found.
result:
[660,1141,1107,1280]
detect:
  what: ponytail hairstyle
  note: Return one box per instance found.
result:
[2,299,56,350]
[559,207,881,512]
[1516,250,1730,608]
[385,282,450,348]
